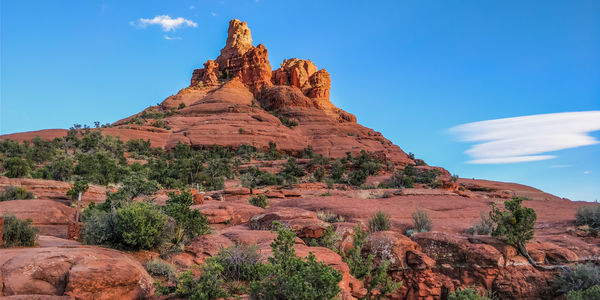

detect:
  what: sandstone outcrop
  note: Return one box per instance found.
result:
[0,246,153,299]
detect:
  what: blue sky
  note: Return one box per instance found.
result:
[1,0,599,201]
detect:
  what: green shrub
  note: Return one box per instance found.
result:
[117,202,167,250]
[164,190,210,241]
[412,209,432,232]
[46,157,74,181]
[3,157,31,178]
[81,208,120,246]
[175,263,229,300]
[278,116,298,128]
[66,180,89,201]
[309,225,341,252]
[249,194,268,208]
[82,201,168,250]
[214,244,266,281]
[1,214,38,247]
[369,210,391,232]
[448,287,492,300]
[0,186,34,201]
[467,212,493,235]
[343,225,372,279]
[555,263,600,294]
[490,196,536,247]
[249,222,342,299]
[567,285,600,300]
[342,225,401,299]
[178,102,186,109]
[145,258,176,281]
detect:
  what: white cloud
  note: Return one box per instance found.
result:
[210,11,217,17]
[164,35,182,40]
[584,170,592,175]
[450,111,600,164]
[189,5,195,9]
[550,164,573,168]
[133,15,197,32]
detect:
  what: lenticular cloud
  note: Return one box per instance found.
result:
[450,111,600,164]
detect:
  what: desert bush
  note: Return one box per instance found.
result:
[46,157,74,181]
[248,194,268,208]
[448,287,492,300]
[164,190,210,240]
[67,180,89,201]
[0,186,34,201]
[125,139,152,156]
[249,222,342,299]
[117,202,167,250]
[567,285,600,300]
[82,201,168,250]
[3,157,31,178]
[369,210,391,232]
[175,263,229,300]
[576,206,600,232]
[309,225,341,252]
[1,214,38,247]
[214,244,265,281]
[342,224,401,299]
[278,116,298,128]
[145,258,176,281]
[412,209,432,232]
[316,210,345,223]
[555,263,600,295]
[467,212,493,235]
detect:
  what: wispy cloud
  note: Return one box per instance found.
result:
[164,35,182,40]
[450,111,600,164]
[584,170,592,175]
[551,164,573,168]
[210,11,217,17]
[189,5,195,10]
[132,15,197,32]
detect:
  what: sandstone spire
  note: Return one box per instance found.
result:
[220,19,253,57]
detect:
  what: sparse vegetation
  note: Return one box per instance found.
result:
[467,212,493,235]
[249,222,342,299]
[342,225,402,299]
[576,206,600,235]
[214,244,265,282]
[278,115,298,128]
[368,210,391,232]
[555,264,600,296]
[448,287,493,300]
[145,258,176,281]
[316,210,345,223]
[1,214,38,247]
[412,209,432,232]
[248,194,268,208]
[0,186,34,201]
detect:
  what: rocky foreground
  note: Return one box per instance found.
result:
[1,19,598,299]
[0,175,597,299]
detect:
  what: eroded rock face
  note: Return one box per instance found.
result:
[0,246,153,299]
[0,199,75,238]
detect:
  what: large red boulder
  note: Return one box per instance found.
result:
[0,246,153,299]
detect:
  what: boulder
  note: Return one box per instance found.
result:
[0,246,153,299]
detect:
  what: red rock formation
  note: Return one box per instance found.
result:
[0,246,153,299]
[1,19,412,165]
